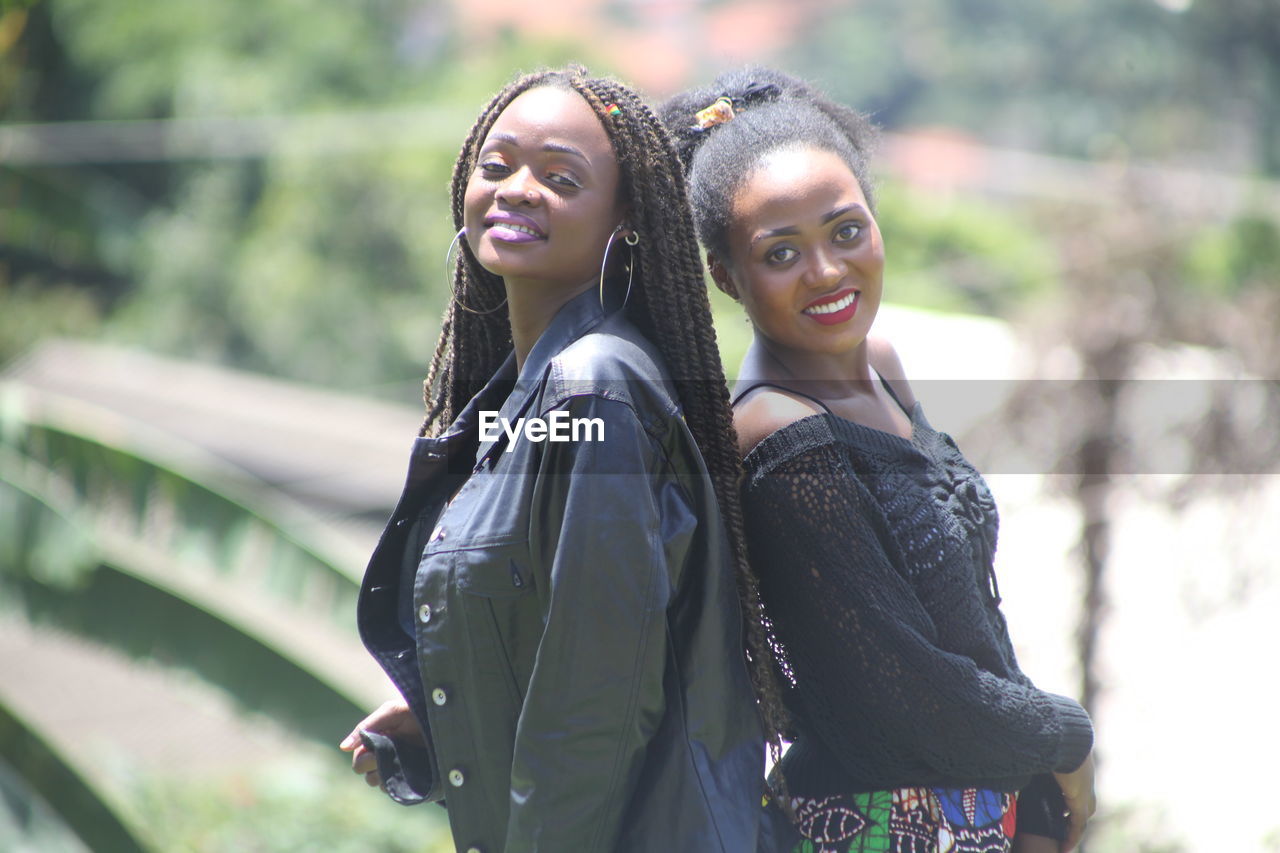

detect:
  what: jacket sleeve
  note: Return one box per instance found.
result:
[360,489,448,807]
[745,442,1093,783]
[361,727,442,807]
[503,393,689,852]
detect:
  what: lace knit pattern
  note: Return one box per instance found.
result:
[742,406,1093,798]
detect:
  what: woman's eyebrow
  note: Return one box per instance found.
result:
[752,224,799,244]
[752,202,868,245]
[483,132,591,164]
[541,141,590,163]
[821,202,866,224]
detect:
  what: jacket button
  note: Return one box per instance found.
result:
[417,603,432,624]
[431,687,448,706]
[431,524,446,542]
[448,768,465,787]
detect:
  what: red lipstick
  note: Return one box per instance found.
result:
[802,288,859,326]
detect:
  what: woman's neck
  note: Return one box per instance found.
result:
[743,333,878,400]
[506,277,597,371]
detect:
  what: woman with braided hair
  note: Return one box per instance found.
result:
[339,67,788,852]
[660,69,1096,853]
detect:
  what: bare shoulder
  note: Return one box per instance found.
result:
[867,335,917,409]
[733,386,826,457]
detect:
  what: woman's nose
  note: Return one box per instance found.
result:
[802,248,843,289]
[495,167,541,206]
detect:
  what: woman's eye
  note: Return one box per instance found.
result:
[766,246,798,265]
[547,172,581,189]
[478,160,510,176]
[834,222,862,242]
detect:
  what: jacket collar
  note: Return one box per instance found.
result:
[408,355,515,476]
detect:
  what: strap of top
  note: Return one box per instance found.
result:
[732,374,910,417]
[731,381,835,415]
[876,372,910,416]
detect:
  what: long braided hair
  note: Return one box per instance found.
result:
[419,67,792,778]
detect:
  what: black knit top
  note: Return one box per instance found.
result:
[741,395,1094,798]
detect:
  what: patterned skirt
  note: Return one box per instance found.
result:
[785,786,1017,853]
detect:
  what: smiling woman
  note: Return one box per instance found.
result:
[662,69,1097,853]
[338,67,783,853]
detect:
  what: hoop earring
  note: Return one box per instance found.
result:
[447,227,507,316]
[599,226,639,311]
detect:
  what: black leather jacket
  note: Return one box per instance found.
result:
[358,289,764,852]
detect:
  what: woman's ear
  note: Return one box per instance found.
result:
[707,253,740,301]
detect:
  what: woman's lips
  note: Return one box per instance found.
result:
[802,288,859,326]
[485,211,546,244]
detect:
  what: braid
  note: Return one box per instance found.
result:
[418,67,793,775]
[562,74,794,776]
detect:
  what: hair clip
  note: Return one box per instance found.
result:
[605,103,622,117]
[694,96,734,130]
[740,82,781,105]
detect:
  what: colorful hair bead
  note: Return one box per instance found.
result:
[605,103,622,117]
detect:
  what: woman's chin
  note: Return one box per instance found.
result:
[472,246,544,282]
[471,253,518,280]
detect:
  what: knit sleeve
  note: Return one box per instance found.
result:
[744,440,1093,784]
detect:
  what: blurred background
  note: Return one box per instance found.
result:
[1,0,1277,850]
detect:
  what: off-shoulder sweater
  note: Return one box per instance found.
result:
[741,396,1093,798]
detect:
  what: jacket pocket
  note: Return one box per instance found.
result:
[454,547,539,711]
[457,556,536,598]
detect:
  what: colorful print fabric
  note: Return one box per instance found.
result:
[788,786,1016,853]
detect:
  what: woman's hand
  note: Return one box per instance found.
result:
[338,698,423,788]
[1053,751,1097,851]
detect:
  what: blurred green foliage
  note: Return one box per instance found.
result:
[133,753,453,853]
[0,375,428,850]
[784,0,1280,172]
[2,1,594,391]
[875,182,1058,315]
[0,699,153,852]
[1183,212,1280,297]
[4,0,1278,390]
[0,420,372,760]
